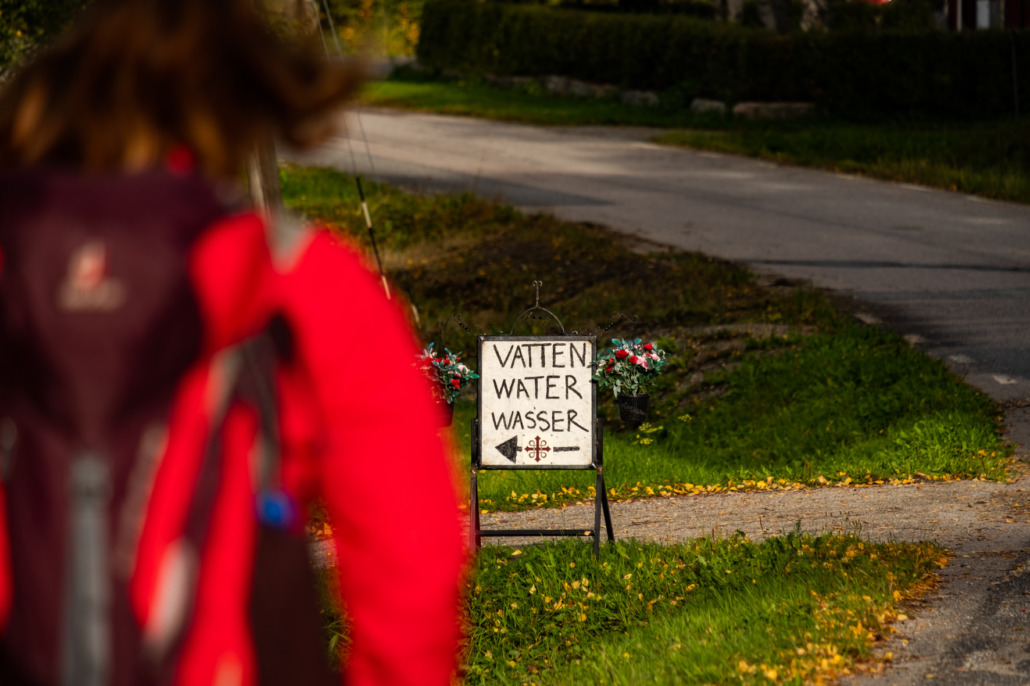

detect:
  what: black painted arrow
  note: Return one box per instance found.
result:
[495,436,520,463]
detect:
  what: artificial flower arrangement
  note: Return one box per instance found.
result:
[593,338,668,398]
[417,343,479,405]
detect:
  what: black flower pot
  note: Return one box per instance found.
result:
[618,393,650,426]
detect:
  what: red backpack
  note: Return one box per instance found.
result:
[0,169,334,686]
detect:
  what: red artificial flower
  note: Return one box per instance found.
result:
[451,378,461,388]
[615,349,629,360]
[644,343,654,351]
[605,366,614,373]
[629,355,639,364]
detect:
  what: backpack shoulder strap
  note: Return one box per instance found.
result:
[266,209,315,273]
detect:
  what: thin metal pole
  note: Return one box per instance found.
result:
[1012,31,1021,118]
[307,0,331,55]
[598,420,614,541]
[470,468,480,552]
[319,0,346,56]
[470,418,481,551]
[601,482,614,542]
[593,467,603,557]
[592,418,606,555]
[355,177,390,298]
[316,0,390,299]
[317,0,378,178]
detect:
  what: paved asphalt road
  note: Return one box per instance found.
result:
[295,108,1030,406]
[291,108,1030,684]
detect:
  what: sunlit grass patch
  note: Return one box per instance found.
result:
[456,325,1010,513]
[286,164,998,683]
[463,535,945,685]
[281,163,1012,515]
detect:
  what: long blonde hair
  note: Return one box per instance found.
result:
[0,0,362,176]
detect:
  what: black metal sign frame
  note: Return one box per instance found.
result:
[471,334,614,555]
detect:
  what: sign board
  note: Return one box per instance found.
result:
[478,335,595,468]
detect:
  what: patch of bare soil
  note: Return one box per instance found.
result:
[478,474,1027,551]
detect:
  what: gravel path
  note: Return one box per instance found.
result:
[479,474,1026,551]
[477,406,1030,685]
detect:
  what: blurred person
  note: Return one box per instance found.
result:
[0,1,466,685]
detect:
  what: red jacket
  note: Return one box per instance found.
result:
[0,170,465,686]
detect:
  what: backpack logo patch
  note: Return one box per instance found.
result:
[58,241,127,312]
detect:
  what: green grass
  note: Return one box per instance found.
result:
[462,327,1007,514]
[360,73,1030,205]
[318,533,946,684]
[361,73,712,128]
[463,535,944,685]
[279,163,1011,514]
[656,120,1030,205]
[288,164,993,683]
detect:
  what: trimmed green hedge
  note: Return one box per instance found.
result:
[417,0,1030,118]
[500,0,720,21]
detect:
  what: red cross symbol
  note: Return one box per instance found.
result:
[526,436,551,462]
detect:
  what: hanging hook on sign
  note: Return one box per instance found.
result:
[509,281,566,335]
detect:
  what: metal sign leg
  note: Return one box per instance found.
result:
[597,422,614,542]
[469,377,618,552]
[600,478,615,542]
[470,468,481,552]
[593,468,604,557]
[470,418,481,552]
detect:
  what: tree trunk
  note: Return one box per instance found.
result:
[755,0,794,32]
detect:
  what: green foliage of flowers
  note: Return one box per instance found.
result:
[633,422,664,445]
[418,343,479,405]
[593,338,668,398]
[464,535,945,684]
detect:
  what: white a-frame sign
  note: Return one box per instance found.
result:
[471,335,614,554]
